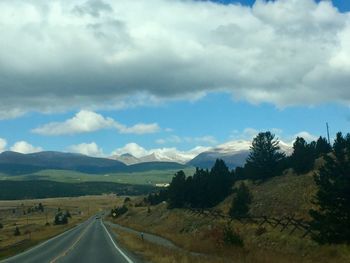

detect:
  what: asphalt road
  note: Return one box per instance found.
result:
[2,217,138,263]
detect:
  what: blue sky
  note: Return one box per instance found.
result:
[215,0,350,12]
[0,0,349,159]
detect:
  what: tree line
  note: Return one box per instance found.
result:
[148,130,350,244]
[237,131,333,181]
[149,159,234,208]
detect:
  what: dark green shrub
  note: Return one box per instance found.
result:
[111,205,128,218]
[54,212,68,225]
[223,224,243,247]
[14,226,21,236]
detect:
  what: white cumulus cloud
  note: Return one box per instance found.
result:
[0,0,349,117]
[67,142,104,157]
[32,110,160,135]
[0,138,7,152]
[119,123,160,135]
[10,141,43,154]
[111,143,149,158]
[156,135,217,145]
[293,131,318,142]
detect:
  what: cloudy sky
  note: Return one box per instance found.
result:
[0,0,349,158]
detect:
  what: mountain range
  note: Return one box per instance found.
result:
[111,140,292,169]
[0,140,292,175]
[110,152,178,165]
[0,151,186,175]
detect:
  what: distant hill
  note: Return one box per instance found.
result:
[126,161,187,172]
[187,150,250,169]
[0,151,189,175]
[110,153,141,165]
[0,151,127,175]
[110,152,189,164]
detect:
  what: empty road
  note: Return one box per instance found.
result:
[2,216,138,263]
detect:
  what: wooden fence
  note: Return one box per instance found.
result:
[186,208,313,238]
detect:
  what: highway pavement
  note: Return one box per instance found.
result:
[2,216,138,263]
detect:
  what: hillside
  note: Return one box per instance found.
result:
[109,172,349,263]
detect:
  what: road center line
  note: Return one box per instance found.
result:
[50,219,93,263]
[101,220,134,263]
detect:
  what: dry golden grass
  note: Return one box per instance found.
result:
[113,204,350,263]
[112,225,332,263]
[0,194,123,259]
[111,173,350,263]
[112,227,234,263]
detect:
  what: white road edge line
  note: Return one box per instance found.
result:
[101,220,134,263]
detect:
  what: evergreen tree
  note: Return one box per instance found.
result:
[208,159,233,206]
[333,132,347,161]
[234,166,245,180]
[315,136,332,157]
[166,160,234,209]
[229,183,252,219]
[245,132,285,180]
[167,170,186,208]
[147,189,168,205]
[190,168,210,208]
[345,133,350,155]
[310,133,350,244]
[291,137,316,174]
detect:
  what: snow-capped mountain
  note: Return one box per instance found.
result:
[187,141,251,169]
[110,139,292,167]
[138,152,174,163]
[110,153,141,165]
[110,146,210,165]
[187,139,292,169]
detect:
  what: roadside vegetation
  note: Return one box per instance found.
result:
[109,130,350,262]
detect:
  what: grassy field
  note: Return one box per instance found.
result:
[110,172,350,263]
[0,168,196,186]
[0,195,124,259]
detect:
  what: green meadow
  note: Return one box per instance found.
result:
[0,168,196,186]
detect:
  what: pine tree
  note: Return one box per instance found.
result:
[245,132,285,180]
[315,136,332,157]
[309,132,350,244]
[167,170,186,208]
[190,168,210,208]
[229,183,252,219]
[291,137,316,174]
[208,159,233,206]
[333,132,347,161]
